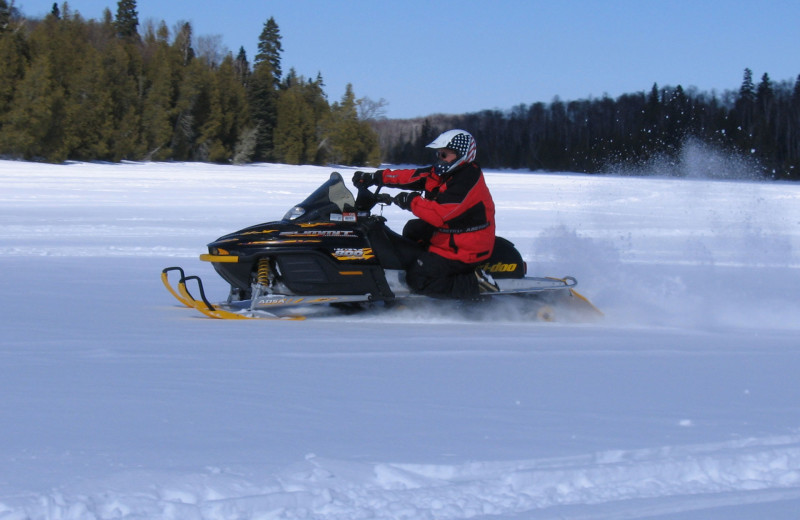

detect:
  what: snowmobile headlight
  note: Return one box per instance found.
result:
[283,205,305,221]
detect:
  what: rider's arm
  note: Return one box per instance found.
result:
[382,167,430,190]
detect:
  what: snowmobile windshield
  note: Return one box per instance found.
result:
[282,172,356,222]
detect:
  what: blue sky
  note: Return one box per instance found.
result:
[19,0,800,119]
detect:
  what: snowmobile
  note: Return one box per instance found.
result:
[161,172,601,321]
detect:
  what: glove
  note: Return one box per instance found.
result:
[352,170,383,188]
[392,191,420,210]
[375,193,393,205]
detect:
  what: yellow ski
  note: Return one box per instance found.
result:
[161,267,305,321]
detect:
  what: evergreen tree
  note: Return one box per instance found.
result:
[173,21,194,65]
[756,72,773,115]
[640,83,663,159]
[0,4,27,122]
[170,40,203,159]
[755,72,776,167]
[0,0,10,32]
[304,72,332,164]
[197,54,251,162]
[664,85,690,141]
[644,83,661,125]
[255,17,282,83]
[0,54,66,161]
[739,68,756,101]
[791,75,800,172]
[103,33,145,160]
[306,74,331,164]
[736,68,756,130]
[323,83,380,166]
[234,46,249,86]
[324,83,358,164]
[181,59,214,160]
[793,74,800,106]
[99,8,114,39]
[63,44,115,160]
[115,0,139,40]
[248,63,276,161]
[729,68,757,155]
[274,71,315,164]
[140,22,177,160]
[274,69,329,164]
[248,17,283,161]
[2,9,110,161]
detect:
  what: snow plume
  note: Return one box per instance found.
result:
[510,177,800,329]
[607,137,765,181]
[677,138,765,181]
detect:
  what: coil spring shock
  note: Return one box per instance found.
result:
[256,257,272,287]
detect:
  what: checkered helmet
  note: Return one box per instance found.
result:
[426,129,477,174]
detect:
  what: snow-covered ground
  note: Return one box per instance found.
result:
[1,157,799,519]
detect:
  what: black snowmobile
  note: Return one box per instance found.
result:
[162,172,601,320]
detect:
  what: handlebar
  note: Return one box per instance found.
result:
[375,192,393,205]
[355,184,391,212]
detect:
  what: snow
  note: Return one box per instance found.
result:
[1,158,799,519]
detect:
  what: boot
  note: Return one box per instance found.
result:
[475,268,499,293]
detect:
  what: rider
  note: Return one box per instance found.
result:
[353,129,499,299]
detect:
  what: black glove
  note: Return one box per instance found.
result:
[352,170,383,188]
[375,193,393,205]
[392,191,420,210]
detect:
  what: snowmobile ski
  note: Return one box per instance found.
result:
[162,267,307,320]
[162,267,600,322]
[161,266,194,308]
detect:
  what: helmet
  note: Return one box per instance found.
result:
[426,129,476,175]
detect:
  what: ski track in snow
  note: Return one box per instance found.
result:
[3,435,800,520]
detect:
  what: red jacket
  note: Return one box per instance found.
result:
[381,163,495,264]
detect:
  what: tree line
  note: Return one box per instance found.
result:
[0,0,380,165]
[2,2,798,180]
[376,70,800,180]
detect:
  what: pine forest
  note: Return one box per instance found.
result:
[1,1,798,180]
